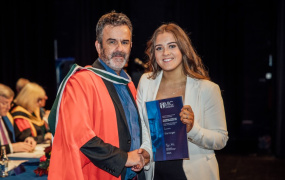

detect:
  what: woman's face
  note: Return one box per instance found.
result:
[154,32,183,72]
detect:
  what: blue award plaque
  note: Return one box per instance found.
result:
[145,96,189,161]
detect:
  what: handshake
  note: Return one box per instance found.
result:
[125,148,150,172]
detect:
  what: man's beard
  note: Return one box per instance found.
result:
[100,49,129,72]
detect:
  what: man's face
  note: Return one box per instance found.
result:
[95,25,132,74]
[38,95,48,108]
[0,96,13,116]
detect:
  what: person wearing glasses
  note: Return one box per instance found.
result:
[0,83,36,153]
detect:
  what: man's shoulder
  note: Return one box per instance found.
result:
[65,68,104,89]
[71,68,101,80]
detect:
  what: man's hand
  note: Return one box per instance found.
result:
[125,149,145,172]
[43,110,50,122]
[44,132,52,141]
[137,148,150,165]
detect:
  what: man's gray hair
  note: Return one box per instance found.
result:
[0,83,14,99]
[96,10,133,44]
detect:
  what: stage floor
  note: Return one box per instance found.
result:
[217,153,285,180]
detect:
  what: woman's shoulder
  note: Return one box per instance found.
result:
[189,78,220,93]
[10,105,26,114]
[196,79,222,98]
[199,79,219,88]
[140,71,163,81]
[137,72,158,90]
[141,72,153,79]
[138,72,155,83]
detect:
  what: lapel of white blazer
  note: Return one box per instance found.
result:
[142,72,163,130]
[185,76,202,124]
[147,72,163,101]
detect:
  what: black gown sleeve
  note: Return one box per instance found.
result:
[14,125,42,143]
[80,136,128,177]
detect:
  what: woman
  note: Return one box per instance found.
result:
[137,23,228,180]
[11,82,52,144]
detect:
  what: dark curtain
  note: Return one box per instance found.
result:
[276,0,285,158]
[0,1,56,108]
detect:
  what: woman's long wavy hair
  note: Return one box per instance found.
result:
[145,23,210,80]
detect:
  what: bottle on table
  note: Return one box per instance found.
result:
[0,146,8,177]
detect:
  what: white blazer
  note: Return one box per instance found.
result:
[137,72,229,180]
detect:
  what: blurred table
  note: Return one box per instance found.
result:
[4,143,50,179]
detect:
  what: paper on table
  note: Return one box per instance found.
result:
[8,160,28,171]
[7,143,50,158]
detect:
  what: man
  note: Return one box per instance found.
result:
[38,94,50,123]
[15,78,30,94]
[48,11,151,180]
[0,83,36,154]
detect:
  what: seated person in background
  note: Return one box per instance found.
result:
[15,78,30,94]
[11,82,52,144]
[16,78,50,123]
[0,83,36,153]
[38,94,50,124]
